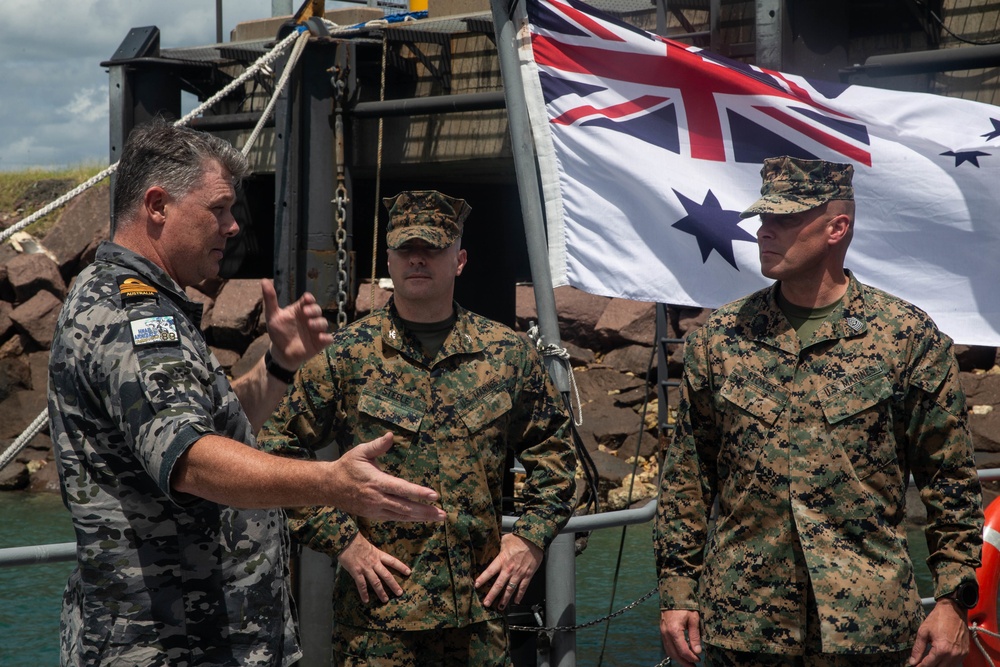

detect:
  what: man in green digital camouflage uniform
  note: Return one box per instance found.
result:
[47,120,444,667]
[655,156,984,667]
[259,190,578,666]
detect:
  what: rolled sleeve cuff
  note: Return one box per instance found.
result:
[931,561,980,600]
[512,513,562,551]
[288,507,358,557]
[658,575,699,611]
[161,423,213,506]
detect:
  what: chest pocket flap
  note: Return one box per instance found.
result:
[719,365,788,426]
[460,390,513,434]
[358,389,423,434]
[820,370,892,425]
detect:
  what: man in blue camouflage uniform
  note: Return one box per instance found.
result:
[259,190,578,666]
[47,120,445,667]
[655,156,984,667]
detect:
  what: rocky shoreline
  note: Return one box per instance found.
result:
[1,181,998,516]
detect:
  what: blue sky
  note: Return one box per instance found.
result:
[0,1,281,172]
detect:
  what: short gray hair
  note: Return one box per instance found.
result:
[112,118,249,233]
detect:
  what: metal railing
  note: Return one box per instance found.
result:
[4,470,999,667]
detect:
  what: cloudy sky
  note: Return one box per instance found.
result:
[0,1,285,172]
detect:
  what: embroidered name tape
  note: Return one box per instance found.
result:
[130,316,179,346]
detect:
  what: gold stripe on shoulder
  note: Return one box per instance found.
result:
[119,277,158,297]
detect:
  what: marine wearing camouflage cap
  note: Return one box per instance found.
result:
[384,190,471,249]
[740,156,854,219]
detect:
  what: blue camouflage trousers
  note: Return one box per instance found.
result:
[332,618,510,667]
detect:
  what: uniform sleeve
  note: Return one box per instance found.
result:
[904,325,984,597]
[100,305,220,504]
[508,342,578,551]
[258,350,360,556]
[654,328,720,610]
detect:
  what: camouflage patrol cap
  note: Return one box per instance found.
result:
[739,156,854,219]
[384,190,471,249]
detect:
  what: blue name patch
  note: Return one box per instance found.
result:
[130,316,179,346]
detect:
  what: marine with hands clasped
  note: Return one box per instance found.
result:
[654,156,984,667]
[260,190,578,666]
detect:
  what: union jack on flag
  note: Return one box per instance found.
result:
[520,0,1000,345]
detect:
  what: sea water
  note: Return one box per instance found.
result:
[0,493,933,667]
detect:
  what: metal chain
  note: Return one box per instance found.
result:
[332,62,350,329]
[508,586,657,633]
[334,183,349,329]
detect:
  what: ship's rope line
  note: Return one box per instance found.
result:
[370,29,388,312]
[0,411,48,472]
[971,622,1000,667]
[526,324,582,427]
[241,30,310,157]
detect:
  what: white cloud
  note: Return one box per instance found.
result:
[61,86,108,126]
[0,0,277,171]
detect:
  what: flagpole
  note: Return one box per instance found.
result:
[490,2,577,667]
[489,0,570,396]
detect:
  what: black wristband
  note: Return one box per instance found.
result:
[264,349,297,384]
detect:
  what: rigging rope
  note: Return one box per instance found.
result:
[0,410,48,473]
[370,29,389,313]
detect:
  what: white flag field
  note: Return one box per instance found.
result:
[519,0,1000,346]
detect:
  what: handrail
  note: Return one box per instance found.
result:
[7,468,1000,569]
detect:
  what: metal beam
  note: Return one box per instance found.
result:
[350,91,505,118]
[843,44,1000,78]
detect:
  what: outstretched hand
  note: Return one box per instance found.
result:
[332,432,446,522]
[260,278,333,369]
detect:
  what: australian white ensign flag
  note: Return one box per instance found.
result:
[520,0,1000,346]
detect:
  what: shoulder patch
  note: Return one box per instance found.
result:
[118,276,158,304]
[130,316,180,346]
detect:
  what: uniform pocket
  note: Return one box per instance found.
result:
[358,389,424,434]
[819,369,897,484]
[718,365,788,426]
[459,390,512,434]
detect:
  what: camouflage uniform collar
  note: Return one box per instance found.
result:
[382,298,486,361]
[763,270,869,350]
[96,240,195,310]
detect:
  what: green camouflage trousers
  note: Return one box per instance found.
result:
[332,619,510,667]
[704,587,910,667]
[703,647,910,667]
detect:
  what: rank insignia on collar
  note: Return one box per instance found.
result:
[389,329,398,340]
[846,317,864,332]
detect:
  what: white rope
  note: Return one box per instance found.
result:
[527,324,583,427]
[175,26,305,128]
[0,410,48,472]
[242,30,311,157]
[971,622,1000,667]
[0,165,118,246]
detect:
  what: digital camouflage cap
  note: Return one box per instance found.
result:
[384,190,471,249]
[740,156,854,219]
